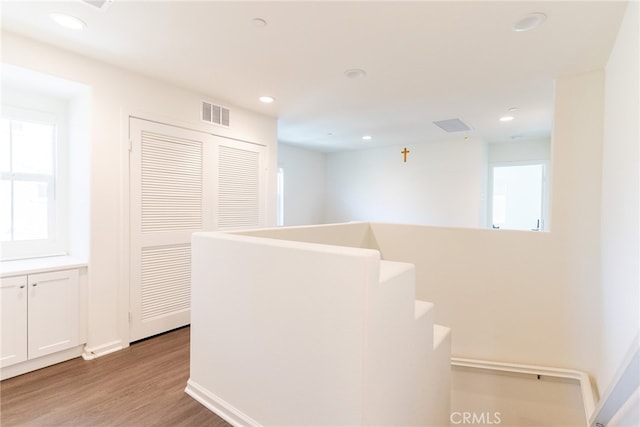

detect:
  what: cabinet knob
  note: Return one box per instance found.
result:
[19,285,25,289]
[31,283,37,287]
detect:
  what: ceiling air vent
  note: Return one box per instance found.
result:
[201,101,230,128]
[433,118,471,133]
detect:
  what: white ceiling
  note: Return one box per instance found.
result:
[1,1,628,152]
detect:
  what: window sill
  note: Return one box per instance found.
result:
[0,256,87,278]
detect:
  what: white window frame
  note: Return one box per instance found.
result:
[1,101,69,260]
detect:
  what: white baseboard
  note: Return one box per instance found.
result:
[185,379,262,427]
[1,345,84,380]
[82,340,124,360]
[451,356,596,427]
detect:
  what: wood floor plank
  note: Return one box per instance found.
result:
[0,327,230,426]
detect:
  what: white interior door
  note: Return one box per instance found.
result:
[129,118,213,341]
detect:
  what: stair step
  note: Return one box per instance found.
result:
[379,259,414,283]
[433,324,451,350]
[414,300,433,319]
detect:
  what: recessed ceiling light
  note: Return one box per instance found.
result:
[362,135,372,140]
[344,69,367,79]
[513,13,547,32]
[500,115,515,122]
[50,13,87,30]
[259,96,275,103]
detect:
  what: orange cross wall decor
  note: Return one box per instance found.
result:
[401,147,410,163]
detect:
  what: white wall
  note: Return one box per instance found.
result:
[488,138,551,164]
[189,228,450,426]
[238,221,377,250]
[325,138,488,228]
[188,231,377,426]
[276,20,638,404]
[550,69,606,380]
[1,73,90,261]
[1,31,278,354]
[281,138,550,231]
[278,143,326,226]
[371,223,575,368]
[599,0,639,394]
[362,70,605,391]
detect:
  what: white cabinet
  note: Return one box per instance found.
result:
[0,276,28,367]
[1,269,80,368]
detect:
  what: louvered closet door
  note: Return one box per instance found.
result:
[129,119,214,342]
[216,139,267,230]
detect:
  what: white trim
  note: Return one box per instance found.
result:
[451,356,596,426]
[129,114,266,148]
[119,108,131,349]
[1,344,83,380]
[185,379,262,427]
[0,255,87,277]
[81,340,124,360]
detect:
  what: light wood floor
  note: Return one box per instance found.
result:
[0,327,231,426]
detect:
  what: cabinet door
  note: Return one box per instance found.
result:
[0,276,28,368]
[27,269,80,359]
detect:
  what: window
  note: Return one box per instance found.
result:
[489,162,548,231]
[1,105,67,260]
[276,167,284,226]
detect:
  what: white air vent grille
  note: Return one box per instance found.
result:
[433,118,472,133]
[202,101,230,127]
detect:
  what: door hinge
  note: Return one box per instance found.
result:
[128,312,132,323]
[128,139,133,152]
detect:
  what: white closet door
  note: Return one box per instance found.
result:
[129,118,267,342]
[129,118,214,341]
[216,139,267,230]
